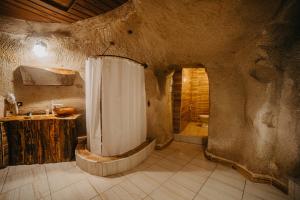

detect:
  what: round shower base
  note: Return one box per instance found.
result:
[75,138,156,176]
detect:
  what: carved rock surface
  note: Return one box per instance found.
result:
[0,0,299,185]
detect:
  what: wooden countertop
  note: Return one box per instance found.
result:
[0,114,81,122]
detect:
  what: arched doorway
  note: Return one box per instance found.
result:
[171,67,209,144]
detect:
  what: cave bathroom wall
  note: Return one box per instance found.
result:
[0,0,299,189]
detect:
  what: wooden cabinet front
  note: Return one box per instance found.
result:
[5,119,77,165]
[0,122,8,168]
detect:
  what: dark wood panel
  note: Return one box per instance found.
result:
[0,0,128,23]
[0,2,53,22]
[86,0,112,10]
[72,3,98,16]
[29,0,83,21]
[68,7,92,18]
[1,0,65,23]
[5,119,77,165]
[18,0,77,22]
[0,123,9,168]
[100,0,120,8]
[77,0,106,13]
[41,0,75,10]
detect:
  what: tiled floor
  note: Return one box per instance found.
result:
[180,122,208,137]
[0,142,290,200]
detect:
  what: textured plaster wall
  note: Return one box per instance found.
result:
[0,0,299,184]
[0,28,87,134]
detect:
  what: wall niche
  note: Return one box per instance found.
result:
[19,66,76,86]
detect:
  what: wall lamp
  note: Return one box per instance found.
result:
[32,41,47,58]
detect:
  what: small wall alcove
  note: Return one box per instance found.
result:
[19,65,76,86]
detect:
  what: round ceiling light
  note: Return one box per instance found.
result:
[32,41,47,57]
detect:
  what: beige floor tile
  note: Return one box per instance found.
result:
[143,154,162,166]
[52,179,97,200]
[0,168,8,192]
[162,179,195,200]
[31,165,47,180]
[122,168,142,179]
[66,166,87,181]
[166,149,197,162]
[41,195,52,200]
[180,163,213,179]
[152,148,177,158]
[0,185,35,200]
[47,171,70,192]
[101,185,139,200]
[170,172,206,193]
[143,197,153,200]
[195,178,243,200]
[142,165,174,184]
[189,158,217,171]
[155,159,184,172]
[127,172,160,194]
[174,134,205,145]
[45,162,76,175]
[123,154,162,177]
[47,167,86,192]
[124,158,156,175]
[118,179,147,199]
[150,186,186,200]
[165,156,191,166]
[244,181,289,200]
[88,174,125,193]
[7,165,38,177]
[2,169,34,192]
[179,122,208,137]
[242,192,265,200]
[31,178,50,197]
[91,195,104,200]
[0,167,8,178]
[2,167,48,193]
[0,179,50,200]
[191,153,206,161]
[0,142,289,200]
[210,165,245,190]
[0,178,5,193]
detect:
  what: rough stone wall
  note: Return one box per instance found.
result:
[0,0,299,185]
[276,40,300,178]
[0,29,87,134]
[207,0,300,184]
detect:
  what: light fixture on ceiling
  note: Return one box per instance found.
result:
[32,41,47,57]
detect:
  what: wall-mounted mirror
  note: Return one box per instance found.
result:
[19,66,76,86]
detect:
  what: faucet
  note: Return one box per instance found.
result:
[51,100,63,114]
[5,93,19,115]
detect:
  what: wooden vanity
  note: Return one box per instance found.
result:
[0,114,79,165]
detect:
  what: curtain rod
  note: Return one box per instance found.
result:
[90,41,148,68]
[90,54,148,69]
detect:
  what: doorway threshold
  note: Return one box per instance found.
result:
[174,134,207,145]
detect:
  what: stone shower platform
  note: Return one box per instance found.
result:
[75,138,156,176]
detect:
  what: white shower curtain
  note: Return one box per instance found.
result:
[85,56,147,156]
[85,58,102,155]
